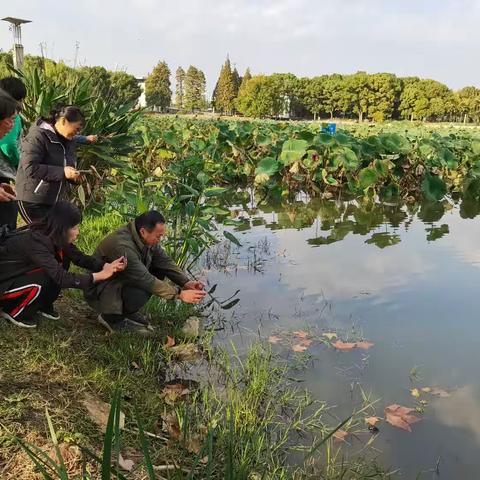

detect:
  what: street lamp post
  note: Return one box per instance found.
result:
[2,17,32,70]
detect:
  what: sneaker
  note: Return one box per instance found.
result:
[0,310,37,329]
[97,315,151,335]
[39,306,60,320]
[125,312,153,331]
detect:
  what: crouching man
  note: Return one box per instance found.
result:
[85,210,206,333]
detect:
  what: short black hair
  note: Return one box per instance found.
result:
[31,201,82,247]
[135,210,166,234]
[0,90,17,121]
[0,76,27,101]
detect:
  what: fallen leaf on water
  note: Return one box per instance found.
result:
[333,340,357,351]
[292,343,309,353]
[323,332,338,340]
[385,404,421,432]
[162,383,190,405]
[82,395,125,432]
[411,388,420,398]
[365,416,381,427]
[355,341,374,350]
[118,453,134,472]
[268,335,282,344]
[293,330,309,339]
[169,343,200,362]
[165,336,175,349]
[333,429,349,441]
[422,387,451,398]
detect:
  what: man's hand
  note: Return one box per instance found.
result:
[0,183,16,202]
[86,134,98,143]
[64,166,82,183]
[179,289,206,304]
[92,257,126,282]
[183,280,205,291]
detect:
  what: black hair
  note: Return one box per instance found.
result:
[46,104,85,127]
[135,210,166,234]
[0,76,26,101]
[31,201,82,247]
[0,90,17,121]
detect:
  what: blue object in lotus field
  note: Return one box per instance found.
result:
[321,123,337,135]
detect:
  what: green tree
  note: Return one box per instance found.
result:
[175,66,186,109]
[298,76,325,120]
[78,65,112,97]
[455,86,480,123]
[0,52,14,77]
[108,71,142,106]
[323,74,346,119]
[367,73,399,122]
[235,75,275,118]
[212,58,236,114]
[269,73,299,117]
[145,61,172,111]
[184,66,206,111]
[232,67,241,97]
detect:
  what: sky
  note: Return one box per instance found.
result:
[3,0,480,95]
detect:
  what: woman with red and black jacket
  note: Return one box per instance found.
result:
[0,201,126,328]
[15,105,86,224]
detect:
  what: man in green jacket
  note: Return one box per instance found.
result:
[85,210,206,332]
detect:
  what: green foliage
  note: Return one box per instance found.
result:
[235,75,276,118]
[145,60,171,110]
[212,58,236,114]
[184,65,207,111]
[108,71,142,106]
[175,66,186,109]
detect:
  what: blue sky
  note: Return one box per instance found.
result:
[3,0,479,94]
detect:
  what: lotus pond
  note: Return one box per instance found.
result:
[202,192,480,478]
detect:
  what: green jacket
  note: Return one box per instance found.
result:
[84,221,189,315]
[0,114,22,180]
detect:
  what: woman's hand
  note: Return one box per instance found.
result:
[64,166,82,183]
[92,257,127,282]
[183,280,205,291]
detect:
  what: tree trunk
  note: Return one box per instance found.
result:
[464,113,467,124]
[313,112,317,121]
[359,110,363,122]
[330,111,334,119]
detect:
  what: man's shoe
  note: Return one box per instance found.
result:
[125,312,153,331]
[39,305,60,320]
[97,315,151,335]
[0,310,37,329]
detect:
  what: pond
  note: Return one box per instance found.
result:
[203,193,480,478]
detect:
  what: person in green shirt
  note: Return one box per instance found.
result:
[0,77,26,229]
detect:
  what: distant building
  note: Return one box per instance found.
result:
[136,77,146,107]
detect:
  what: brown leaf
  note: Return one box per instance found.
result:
[268,335,282,344]
[165,336,175,349]
[384,404,421,432]
[170,343,200,362]
[162,383,190,405]
[422,387,451,398]
[162,412,182,441]
[131,361,141,370]
[293,330,309,339]
[299,338,313,347]
[118,453,134,472]
[82,395,125,432]
[365,416,381,427]
[355,341,374,350]
[333,429,349,441]
[292,343,309,352]
[333,340,357,351]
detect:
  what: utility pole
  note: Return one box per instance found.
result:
[2,17,31,70]
[73,41,80,68]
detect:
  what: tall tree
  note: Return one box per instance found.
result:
[175,67,186,109]
[235,75,276,118]
[145,60,172,111]
[455,86,480,123]
[184,66,206,111]
[108,71,142,106]
[212,58,236,114]
[232,67,241,97]
[78,65,112,98]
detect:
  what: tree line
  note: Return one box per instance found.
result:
[145,58,480,122]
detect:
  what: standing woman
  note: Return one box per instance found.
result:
[0,90,19,225]
[0,201,126,328]
[16,105,85,223]
[0,77,27,229]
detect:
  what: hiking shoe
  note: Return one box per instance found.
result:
[39,305,60,320]
[97,315,151,335]
[0,310,37,329]
[125,312,153,331]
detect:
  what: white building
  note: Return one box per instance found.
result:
[136,77,146,107]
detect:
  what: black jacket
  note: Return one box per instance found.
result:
[0,229,104,292]
[15,119,77,205]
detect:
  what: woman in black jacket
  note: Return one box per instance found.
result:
[16,105,86,224]
[0,201,126,328]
